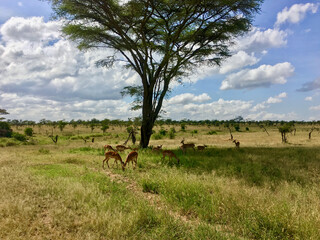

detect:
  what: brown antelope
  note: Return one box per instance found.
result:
[233,140,240,148]
[180,139,195,153]
[152,145,162,152]
[162,150,180,164]
[116,145,131,152]
[103,151,124,170]
[197,145,207,151]
[104,144,116,152]
[123,151,138,169]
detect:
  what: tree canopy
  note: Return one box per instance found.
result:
[48,0,263,147]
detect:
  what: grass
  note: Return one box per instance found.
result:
[1,124,320,239]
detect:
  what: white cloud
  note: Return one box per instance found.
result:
[18,2,23,7]
[163,98,253,120]
[0,16,139,103]
[251,92,287,112]
[266,92,287,104]
[167,93,211,105]
[247,111,297,121]
[310,105,320,111]
[234,27,288,53]
[275,3,319,27]
[305,96,313,101]
[219,51,259,74]
[220,62,294,90]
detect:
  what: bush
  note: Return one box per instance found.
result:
[152,133,163,140]
[234,124,240,132]
[0,122,12,137]
[24,127,33,136]
[246,127,250,131]
[180,123,186,132]
[12,132,27,142]
[159,128,167,136]
[169,128,176,139]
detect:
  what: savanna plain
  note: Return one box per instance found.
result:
[1,123,320,240]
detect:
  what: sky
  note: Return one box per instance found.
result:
[0,0,319,122]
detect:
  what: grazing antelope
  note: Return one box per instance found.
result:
[116,145,131,152]
[180,139,195,153]
[124,151,138,169]
[152,145,162,152]
[103,151,124,170]
[162,150,180,164]
[104,144,116,152]
[197,145,207,151]
[233,140,240,148]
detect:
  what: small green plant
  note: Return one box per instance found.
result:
[153,133,163,140]
[142,180,160,194]
[39,148,50,154]
[208,130,217,135]
[24,127,33,137]
[246,127,249,131]
[234,124,240,132]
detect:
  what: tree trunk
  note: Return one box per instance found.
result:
[139,88,156,148]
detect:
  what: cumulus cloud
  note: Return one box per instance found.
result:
[167,93,211,105]
[297,78,320,92]
[234,27,288,53]
[0,16,140,104]
[305,96,313,101]
[275,3,319,27]
[252,92,287,112]
[247,111,297,121]
[220,62,294,90]
[163,97,253,120]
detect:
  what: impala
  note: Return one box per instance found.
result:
[102,151,124,170]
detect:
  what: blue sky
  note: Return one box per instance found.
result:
[0,0,319,121]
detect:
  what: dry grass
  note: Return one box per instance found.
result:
[1,123,320,239]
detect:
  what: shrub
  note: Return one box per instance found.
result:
[234,124,240,132]
[180,123,186,132]
[159,128,167,136]
[169,128,176,139]
[0,122,12,137]
[153,133,163,140]
[12,132,27,142]
[24,127,33,136]
[246,127,250,131]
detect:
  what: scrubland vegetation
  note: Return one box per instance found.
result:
[1,120,320,239]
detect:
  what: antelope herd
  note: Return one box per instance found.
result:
[102,138,240,170]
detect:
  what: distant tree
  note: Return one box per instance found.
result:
[70,119,78,131]
[58,120,67,132]
[0,122,12,137]
[0,109,9,121]
[48,0,262,148]
[278,124,293,143]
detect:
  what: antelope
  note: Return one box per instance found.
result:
[104,144,116,152]
[197,145,207,151]
[116,145,131,152]
[123,151,138,169]
[152,145,162,152]
[103,151,124,170]
[162,150,180,164]
[233,140,240,148]
[180,139,195,153]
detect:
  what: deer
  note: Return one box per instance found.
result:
[116,145,131,152]
[152,145,163,152]
[233,140,240,148]
[180,139,195,154]
[197,145,207,151]
[102,151,124,170]
[123,151,138,169]
[162,150,180,164]
[104,144,116,152]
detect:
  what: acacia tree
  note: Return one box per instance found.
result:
[48,0,262,147]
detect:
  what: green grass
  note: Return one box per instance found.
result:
[1,141,320,239]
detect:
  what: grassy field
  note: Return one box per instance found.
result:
[1,124,320,239]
